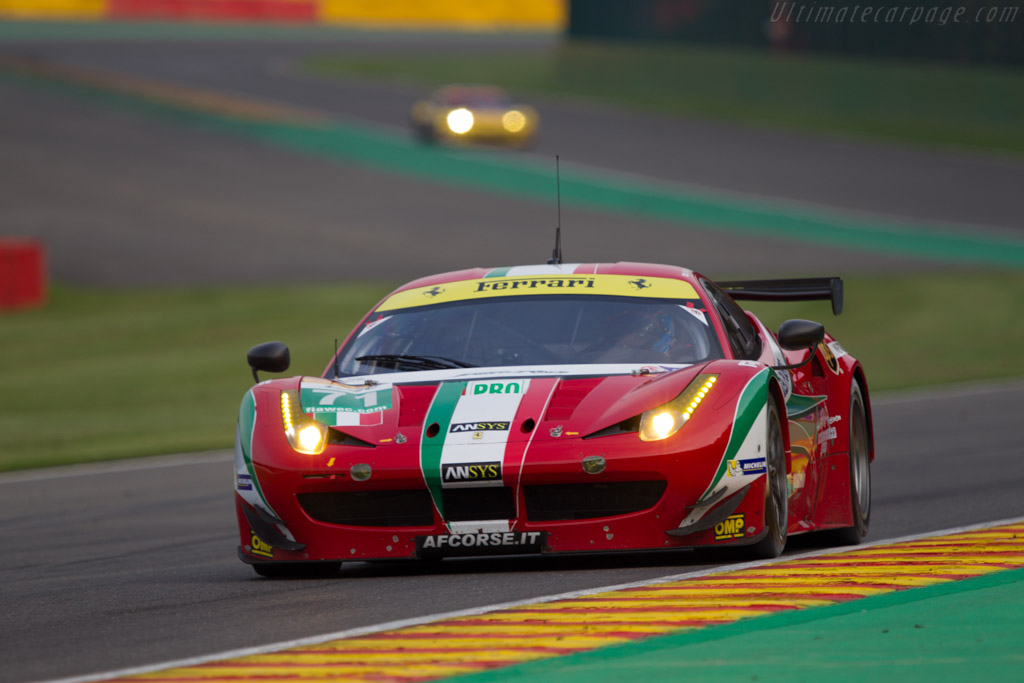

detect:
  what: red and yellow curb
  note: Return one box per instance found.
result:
[104,521,1024,683]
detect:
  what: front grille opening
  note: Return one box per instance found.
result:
[524,481,667,522]
[299,490,434,527]
[442,487,515,522]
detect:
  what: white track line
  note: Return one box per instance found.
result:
[39,514,1024,683]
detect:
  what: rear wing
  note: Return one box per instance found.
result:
[717,277,843,316]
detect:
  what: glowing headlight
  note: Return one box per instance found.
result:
[639,374,718,442]
[501,110,526,132]
[446,108,474,134]
[281,390,328,455]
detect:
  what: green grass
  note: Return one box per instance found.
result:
[2,273,1022,473]
[302,41,1024,156]
[0,282,393,472]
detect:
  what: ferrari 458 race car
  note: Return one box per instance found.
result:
[235,263,873,577]
[409,85,539,147]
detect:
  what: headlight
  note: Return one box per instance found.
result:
[446,108,474,134]
[281,390,328,454]
[639,374,718,442]
[502,110,526,132]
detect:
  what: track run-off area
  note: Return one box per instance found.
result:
[65,519,1024,683]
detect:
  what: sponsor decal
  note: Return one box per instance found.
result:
[819,342,842,375]
[417,531,546,557]
[828,415,843,425]
[302,382,393,415]
[441,462,502,483]
[628,278,652,290]
[357,315,390,337]
[727,458,767,477]
[472,382,521,395]
[817,426,838,444]
[236,473,252,491]
[714,514,746,540]
[680,303,708,326]
[449,421,511,432]
[475,277,596,292]
[250,531,274,558]
[376,275,700,311]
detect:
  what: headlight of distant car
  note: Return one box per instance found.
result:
[280,390,328,454]
[501,109,527,133]
[446,108,474,134]
[639,374,719,442]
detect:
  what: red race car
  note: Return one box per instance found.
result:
[235,263,872,577]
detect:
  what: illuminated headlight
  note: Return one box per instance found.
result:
[446,108,474,134]
[281,390,328,455]
[501,110,526,132]
[639,374,718,442]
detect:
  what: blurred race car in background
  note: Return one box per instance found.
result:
[410,85,539,146]
[236,262,873,577]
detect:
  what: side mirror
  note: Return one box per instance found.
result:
[247,341,290,384]
[773,319,825,370]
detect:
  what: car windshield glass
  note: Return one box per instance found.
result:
[333,295,724,376]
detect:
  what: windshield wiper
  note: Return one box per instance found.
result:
[354,354,476,370]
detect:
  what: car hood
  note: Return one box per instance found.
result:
[299,363,703,442]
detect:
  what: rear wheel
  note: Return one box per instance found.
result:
[749,397,788,559]
[829,382,871,544]
[252,562,341,579]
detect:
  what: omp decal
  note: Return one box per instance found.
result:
[714,514,746,540]
[100,521,1024,683]
[376,275,699,311]
[441,462,502,483]
[235,473,252,491]
[249,532,274,559]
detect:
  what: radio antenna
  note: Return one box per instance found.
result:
[547,155,563,265]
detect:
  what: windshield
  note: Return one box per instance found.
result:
[333,295,724,377]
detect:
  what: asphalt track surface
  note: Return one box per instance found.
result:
[1,26,1023,683]
[2,31,1024,285]
[1,381,1022,683]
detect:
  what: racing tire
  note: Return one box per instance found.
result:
[749,397,788,559]
[826,382,871,545]
[252,562,341,579]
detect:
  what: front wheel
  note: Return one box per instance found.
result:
[749,397,788,559]
[252,562,341,579]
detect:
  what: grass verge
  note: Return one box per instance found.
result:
[2,273,1022,473]
[302,40,1024,157]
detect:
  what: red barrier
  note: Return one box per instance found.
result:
[107,0,317,22]
[0,239,47,310]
